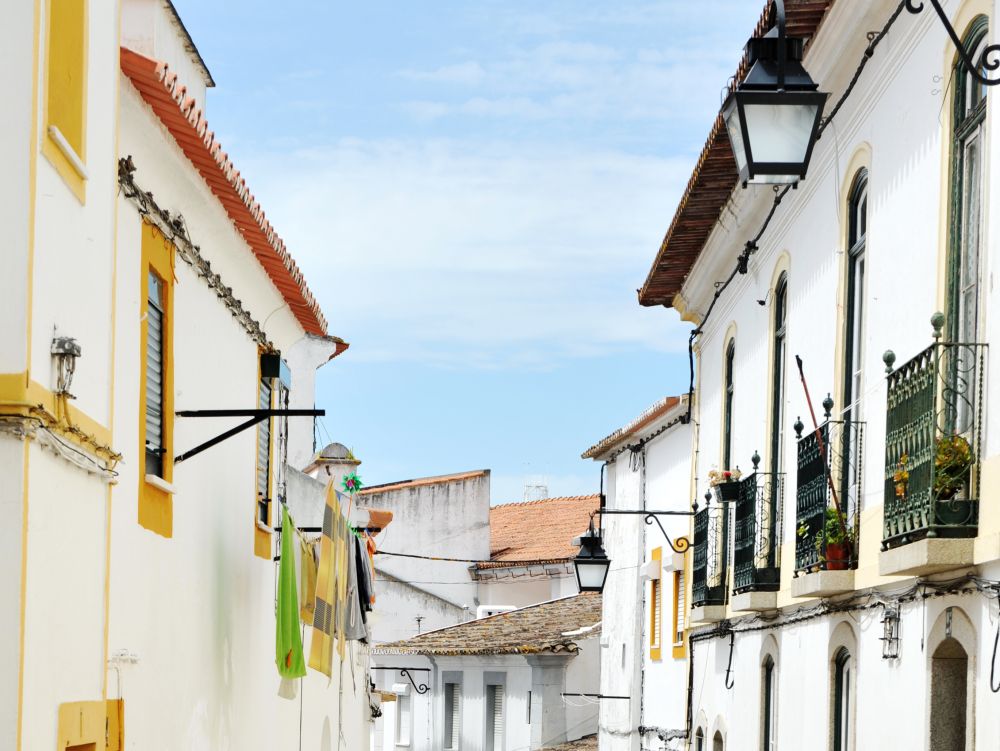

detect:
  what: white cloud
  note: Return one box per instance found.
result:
[399,61,487,85]
[241,138,694,368]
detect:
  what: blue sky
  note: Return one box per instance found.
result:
[171,1,764,503]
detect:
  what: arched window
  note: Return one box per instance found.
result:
[713,730,725,751]
[723,339,736,468]
[948,17,989,346]
[695,727,705,751]
[842,171,867,520]
[930,638,969,750]
[761,655,777,751]
[832,648,852,751]
[767,275,787,568]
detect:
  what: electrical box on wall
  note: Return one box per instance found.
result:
[260,352,291,389]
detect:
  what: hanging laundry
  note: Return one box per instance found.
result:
[355,535,375,615]
[344,532,367,641]
[299,536,318,624]
[309,485,351,676]
[276,506,306,695]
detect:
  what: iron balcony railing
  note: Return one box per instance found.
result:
[733,463,783,594]
[692,502,729,608]
[882,314,987,550]
[794,416,864,574]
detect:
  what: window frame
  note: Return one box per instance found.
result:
[832,648,852,751]
[767,274,787,568]
[485,683,505,751]
[444,680,462,750]
[723,338,736,469]
[42,0,89,202]
[138,223,175,538]
[946,17,989,347]
[650,547,663,659]
[762,655,777,751]
[395,691,412,747]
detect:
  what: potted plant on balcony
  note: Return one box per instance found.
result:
[708,467,742,503]
[815,508,854,571]
[893,453,909,501]
[934,434,973,500]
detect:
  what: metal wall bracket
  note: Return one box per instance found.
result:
[173,408,324,464]
[371,667,430,694]
[596,509,695,554]
[906,0,1000,85]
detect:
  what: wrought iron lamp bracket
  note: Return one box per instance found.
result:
[370,666,430,695]
[594,509,694,554]
[906,0,1000,85]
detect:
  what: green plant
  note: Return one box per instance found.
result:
[707,468,742,486]
[893,453,909,499]
[933,434,972,499]
[814,507,853,551]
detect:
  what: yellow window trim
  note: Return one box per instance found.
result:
[650,547,662,660]
[42,0,88,204]
[138,223,174,538]
[672,568,688,659]
[253,357,274,560]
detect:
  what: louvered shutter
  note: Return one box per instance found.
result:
[651,579,662,649]
[675,570,686,645]
[145,272,164,477]
[444,683,461,749]
[257,377,272,503]
[486,685,504,751]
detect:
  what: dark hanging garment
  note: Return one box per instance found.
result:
[355,535,375,614]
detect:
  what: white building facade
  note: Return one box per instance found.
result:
[633,1,1000,749]
[1,1,378,748]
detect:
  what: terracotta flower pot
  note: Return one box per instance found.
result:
[825,542,850,571]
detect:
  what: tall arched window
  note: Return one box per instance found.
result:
[761,655,777,751]
[842,171,867,517]
[713,730,725,751]
[723,339,736,468]
[768,276,787,568]
[948,18,989,346]
[832,648,852,751]
[695,728,705,751]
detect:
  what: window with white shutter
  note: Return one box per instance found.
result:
[395,693,411,746]
[485,684,504,751]
[444,682,461,749]
[674,569,686,646]
[256,375,273,523]
[145,271,165,478]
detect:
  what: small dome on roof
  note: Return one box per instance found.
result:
[316,442,359,463]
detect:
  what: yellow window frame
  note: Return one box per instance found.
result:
[253,355,275,560]
[672,566,688,659]
[41,0,88,202]
[138,223,174,538]
[650,547,662,660]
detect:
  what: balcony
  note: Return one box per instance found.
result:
[792,417,864,598]
[731,463,783,612]
[691,502,728,623]
[880,315,987,576]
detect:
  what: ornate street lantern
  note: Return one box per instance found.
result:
[573,520,611,594]
[723,0,828,186]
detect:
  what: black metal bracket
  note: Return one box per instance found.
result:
[595,509,694,554]
[906,0,1000,85]
[173,408,324,464]
[371,667,430,694]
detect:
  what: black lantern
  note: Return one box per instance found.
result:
[723,0,828,186]
[573,521,611,593]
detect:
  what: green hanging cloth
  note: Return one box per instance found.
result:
[276,505,306,682]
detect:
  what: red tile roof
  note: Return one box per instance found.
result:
[376,594,602,655]
[581,395,685,459]
[638,0,835,307]
[482,495,600,569]
[120,47,329,337]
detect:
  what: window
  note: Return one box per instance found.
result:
[832,648,852,751]
[526,690,531,725]
[395,692,411,746]
[444,682,461,750]
[139,223,174,537]
[948,18,988,349]
[723,339,736,468]
[695,728,705,751]
[842,172,867,513]
[43,0,88,200]
[257,374,273,525]
[713,730,725,751]
[762,656,776,751]
[672,569,686,651]
[767,275,787,567]
[485,684,504,751]
[650,547,662,659]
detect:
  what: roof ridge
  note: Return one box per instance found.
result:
[359,469,490,494]
[492,494,600,509]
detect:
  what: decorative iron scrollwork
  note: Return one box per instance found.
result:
[906,0,1000,86]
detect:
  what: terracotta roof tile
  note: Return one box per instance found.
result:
[543,735,598,751]
[581,395,685,459]
[376,593,601,655]
[120,48,329,337]
[483,495,600,568]
[638,0,835,307]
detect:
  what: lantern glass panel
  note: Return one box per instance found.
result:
[575,559,609,592]
[723,99,748,175]
[743,101,820,166]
